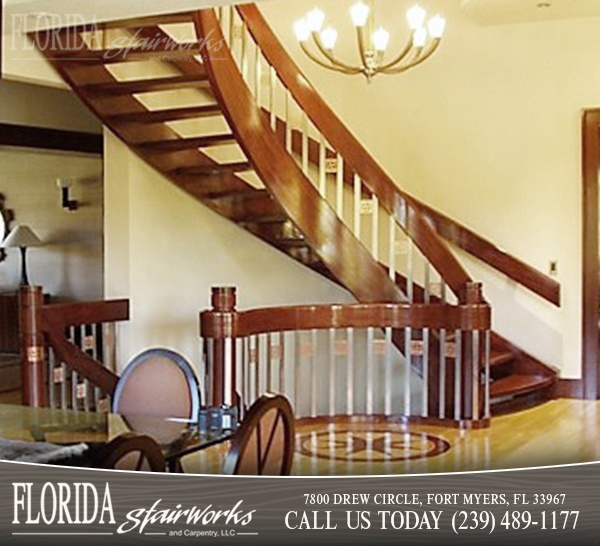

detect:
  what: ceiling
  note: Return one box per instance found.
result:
[462,0,600,25]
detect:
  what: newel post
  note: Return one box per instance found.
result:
[458,282,485,422]
[19,285,46,407]
[201,287,238,408]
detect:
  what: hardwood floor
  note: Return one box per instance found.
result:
[180,399,600,475]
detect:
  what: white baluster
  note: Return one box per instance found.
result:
[388,215,396,280]
[302,111,309,175]
[336,154,344,216]
[319,135,327,196]
[354,175,362,238]
[371,195,379,261]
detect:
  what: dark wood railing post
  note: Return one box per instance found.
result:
[458,282,485,420]
[19,285,46,407]
[204,286,237,407]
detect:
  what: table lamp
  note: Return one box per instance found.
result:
[1,225,43,286]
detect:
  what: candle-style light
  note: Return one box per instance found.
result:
[294,2,446,81]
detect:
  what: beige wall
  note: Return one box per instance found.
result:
[0,147,103,300]
[103,131,353,372]
[258,0,599,378]
[0,80,101,132]
[0,79,103,302]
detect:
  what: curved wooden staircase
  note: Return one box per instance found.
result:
[31,4,558,414]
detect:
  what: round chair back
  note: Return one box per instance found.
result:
[112,348,201,420]
[223,394,295,476]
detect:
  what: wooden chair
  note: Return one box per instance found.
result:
[112,348,201,420]
[93,433,166,472]
[223,394,295,476]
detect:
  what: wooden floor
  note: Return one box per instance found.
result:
[182,399,600,475]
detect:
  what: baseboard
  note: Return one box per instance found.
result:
[551,379,584,399]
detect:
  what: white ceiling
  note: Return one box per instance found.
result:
[462,0,600,25]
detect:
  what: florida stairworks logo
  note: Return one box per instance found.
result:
[12,482,257,537]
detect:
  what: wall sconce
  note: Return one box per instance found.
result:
[57,178,79,211]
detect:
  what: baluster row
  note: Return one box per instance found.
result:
[47,322,117,412]
[227,326,489,421]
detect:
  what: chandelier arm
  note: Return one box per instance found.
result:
[382,38,440,74]
[378,37,414,71]
[356,27,370,69]
[300,42,359,74]
[311,33,362,73]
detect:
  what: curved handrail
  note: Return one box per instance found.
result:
[273,112,560,306]
[236,4,472,299]
[201,301,491,339]
[194,10,404,304]
[416,202,560,306]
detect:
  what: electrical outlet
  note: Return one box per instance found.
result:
[549,261,558,276]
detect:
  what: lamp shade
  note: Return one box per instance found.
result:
[1,225,43,249]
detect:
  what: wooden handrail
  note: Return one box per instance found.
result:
[236,4,472,299]
[194,10,404,304]
[275,113,560,306]
[201,301,491,339]
[237,4,559,307]
[416,203,560,306]
[40,299,128,396]
[40,299,130,327]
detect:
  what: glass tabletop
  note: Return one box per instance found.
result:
[0,403,233,463]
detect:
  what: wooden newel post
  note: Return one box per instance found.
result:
[19,285,46,407]
[205,286,237,407]
[458,282,485,421]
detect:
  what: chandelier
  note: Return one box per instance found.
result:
[293,2,446,81]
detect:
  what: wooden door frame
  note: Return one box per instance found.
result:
[582,110,600,399]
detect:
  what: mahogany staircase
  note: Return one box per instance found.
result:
[31,4,558,415]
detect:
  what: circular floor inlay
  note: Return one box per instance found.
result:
[297,429,451,462]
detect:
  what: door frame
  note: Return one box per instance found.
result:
[582,109,600,399]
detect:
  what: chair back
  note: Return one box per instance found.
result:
[112,348,201,420]
[223,394,295,476]
[94,433,165,472]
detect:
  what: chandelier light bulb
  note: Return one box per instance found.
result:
[350,2,371,27]
[294,19,311,42]
[320,27,339,50]
[428,15,446,38]
[372,28,390,51]
[413,26,428,47]
[407,5,427,30]
[306,8,326,32]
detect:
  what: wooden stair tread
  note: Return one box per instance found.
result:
[238,215,288,225]
[138,134,236,152]
[84,74,208,96]
[173,162,252,176]
[490,374,554,399]
[490,349,514,367]
[276,238,307,248]
[108,105,222,124]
